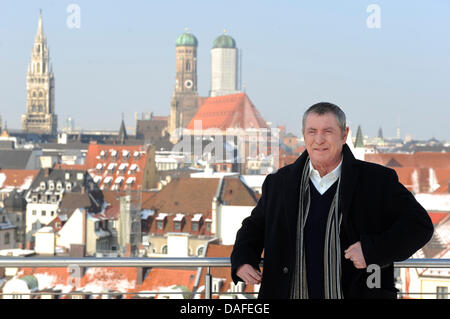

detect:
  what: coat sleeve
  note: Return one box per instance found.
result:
[360,168,434,267]
[230,174,271,284]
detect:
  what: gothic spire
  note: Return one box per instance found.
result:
[35,9,45,43]
[355,125,364,148]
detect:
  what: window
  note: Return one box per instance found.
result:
[174,221,181,231]
[197,246,204,257]
[32,210,37,216]
[192,222,199,232]
[5,233,10,245]
[157,221,163,230]
[206,222,211,233]
[437,286,448,299]
[161,245,168,254]
[40,181,46,190]
[41,210,46,217]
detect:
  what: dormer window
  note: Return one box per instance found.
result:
[49,181,55,191]
[174,213,185,231]
[107,163,117,173]
[56,182,62,191]
[156,213,168,231]
[133,151,140,159]
[118,163,128,175]
[110,150,118,160]
[40,181,46,191]
[191,214,202,232]
[205,218,212,233]
[100,150,107,159]
[122,150,130,159]
[66,182,72,191]
[96,163,104,173]
[129,164,138,174]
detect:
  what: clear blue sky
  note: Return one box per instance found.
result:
[1,0,449,140]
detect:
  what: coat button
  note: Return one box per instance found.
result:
[283,267,289,274]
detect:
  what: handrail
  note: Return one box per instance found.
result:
[1,257,449,299]
[0,257,449,268]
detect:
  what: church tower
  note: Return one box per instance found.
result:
[21,11,57,136]
[210,31,239,97]
[168,29,199,142]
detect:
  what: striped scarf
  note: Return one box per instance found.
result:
[290,157,343,299]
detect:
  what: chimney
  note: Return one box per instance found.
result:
[44,168,51,177]
[136,267,147,285]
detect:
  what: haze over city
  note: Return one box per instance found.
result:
[1,0,449,140]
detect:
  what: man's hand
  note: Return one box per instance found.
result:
[236,264,262,284]
[344,241,367,269]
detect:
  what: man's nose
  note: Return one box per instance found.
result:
[315,132,325,143]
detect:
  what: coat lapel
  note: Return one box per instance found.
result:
[283,150,308,246]
[339,144,360,243]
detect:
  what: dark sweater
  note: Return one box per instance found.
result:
[304,179,339,299]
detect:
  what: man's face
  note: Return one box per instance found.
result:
[303,112,349,169]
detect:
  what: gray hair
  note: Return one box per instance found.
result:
[302,102,347,134]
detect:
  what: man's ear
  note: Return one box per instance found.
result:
[343,126,349,142]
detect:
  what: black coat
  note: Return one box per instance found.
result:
[231,144,434,299]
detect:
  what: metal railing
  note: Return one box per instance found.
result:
[0,257,449,299]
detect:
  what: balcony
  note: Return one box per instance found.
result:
[0,257,449,299]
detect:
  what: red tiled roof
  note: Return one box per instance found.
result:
[131,268,196,298]
[428,211,449,225]
[365,152,450,169]
[186,93,269,131]
[142,177,220,214]
[84,144,150,192]
[0,169,39,190]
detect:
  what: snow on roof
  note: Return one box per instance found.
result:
[0,173,6,188]
[141,209,155,220]
[192,213,203,222]
[126,177,135,185]
[174,213,185,222]
[415,194,450,211]
[103,176,113,184]
[156,213,168,221]
[118,163,128,171]
[114,176,124,184]
[37,226,54,233]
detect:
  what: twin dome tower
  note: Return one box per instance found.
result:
[175,29,241,97]
[168,30,242,138]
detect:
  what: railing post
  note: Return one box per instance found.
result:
[205,266,212,299]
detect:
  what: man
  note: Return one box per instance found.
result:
[231,102,433,299]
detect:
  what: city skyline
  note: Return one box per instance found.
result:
[1,1,449,140]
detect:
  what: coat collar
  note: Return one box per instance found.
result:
[283,143,360,246]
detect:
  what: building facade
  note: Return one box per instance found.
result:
[21,12,57,136]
